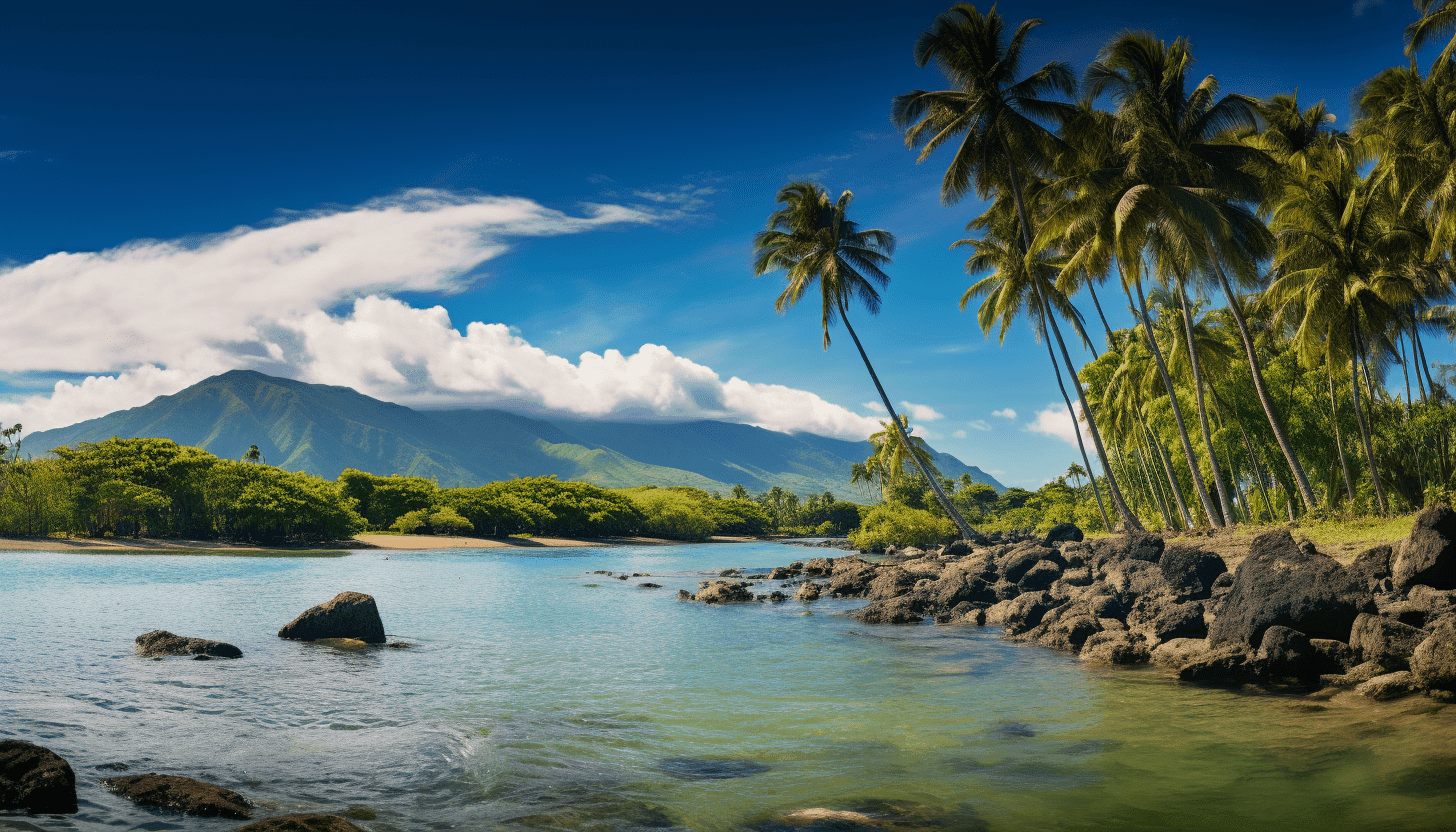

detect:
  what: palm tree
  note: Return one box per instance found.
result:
[863,415,944,502]
[753,181,982,541]
[1407,1,1456,66]
[1074,31,1319,513]
[893,4,1141,531]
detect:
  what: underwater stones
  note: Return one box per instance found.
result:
[277,592,386,644]
[1207,530,1372,649]
[1393,503,1456,592]
[234,814,364,831]
[0,741,77,814]
[656,756,770,781]
[103,773,252,819]
[135,630,242,659]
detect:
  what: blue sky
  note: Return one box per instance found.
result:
[0,0,1436,487]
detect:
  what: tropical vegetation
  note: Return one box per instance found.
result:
[756,2,1456,540]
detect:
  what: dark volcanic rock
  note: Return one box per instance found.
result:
[692,581,754,604]
[928,573,995,609]
[1043,522,1083,546]
[998,543,1062,583]
[1159,545,1228,600]
[1256,626,1317,682]
[1350,613,1428,670]
[277,592,386,643]
[1355,670,1420,701]
[0,741,77,814]
[864,567,917,601]
[1177,647,1258,685]
[1080,631,1151,665]
[852,596,926,624]
[1129,598,1206,642]
[103,774,252,819]
[1206,531,1373,648]
[1393,503,1456,591]
[801,558,834,577]
[1017,560,1063,592]
[1002,591,1057,635]
[136,630,242,660]
[1091,532,1164,569]
[1411,615,1456,691]
[1309,638,1356,674]
[942,540,976,558]
[1348,544,1394,589]
[235,814,363,832]
[828,560,878,597]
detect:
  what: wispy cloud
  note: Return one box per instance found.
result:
[932,343,979,354]
[900,401,944,422]
[967,419,991,431]
[0,190,884,441]
[953,429,967,439]
[992,408,1017,419]
[1026,402,1092,447]
[1353,0,1386,15]
[863,401,887,413]
[0,151,27,161]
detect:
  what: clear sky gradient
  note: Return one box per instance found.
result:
[0,0,1438,487]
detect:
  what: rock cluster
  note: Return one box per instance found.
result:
[721,503,1456,702]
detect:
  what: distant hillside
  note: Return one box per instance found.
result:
[24,370,1005,498]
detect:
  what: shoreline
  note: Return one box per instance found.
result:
[0,532,760,554]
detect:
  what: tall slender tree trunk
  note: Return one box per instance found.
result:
[1236,420,1276,521]
[1411,319,1429,403]
[1414,325,1439,396]
[1179,287,1233,525]
[1135,430,1176,529]
[836,298,983,542]
[1086,279,1117,351]
[1148,419,1194,528]
[1042,322,1110,531]
[1134,280,1220,526]
[1400,331,1414,409]
[1004,157,1141,531]
[1205,250,1318,511]
[1327,366,1357,505]
[1348,328,1387,515]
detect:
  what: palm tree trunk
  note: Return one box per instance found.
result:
[1235,419,1276,521]
[1148,419,1194,528]
[1085,279,1117,351]
[1205,251,1318,511]
[1349,329,1387,515]
[1400,331,1414,409]
[1042,321,1110,531]
[836,297,982,542]
[1327,366,1357,505]
[1004,157,1141,531]
[1179,287,1234,525]
[1411,319,1429,403]
[1134,280,1220,526]
[1414,325,1439,396]
[1135,429,1176,529]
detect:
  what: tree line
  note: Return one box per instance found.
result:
[0,436,867,543]
[755,2,1456,539]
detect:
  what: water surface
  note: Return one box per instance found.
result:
[1,543,1453,831]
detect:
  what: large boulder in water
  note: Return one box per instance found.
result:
[136,630,242,659]
[277,592,386,643]
[103,774,252,818]
[235,814,364,832]
[1393,503,1456,592]
[1207,531,1373,648]
[0,740,77,814]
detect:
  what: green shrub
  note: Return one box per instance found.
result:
[391,509,429,534]
[428,507,473,535]
[848,503,956,550]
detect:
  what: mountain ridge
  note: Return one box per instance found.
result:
[23,370,1006,498]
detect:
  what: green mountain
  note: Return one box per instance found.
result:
[24,370,1005,497]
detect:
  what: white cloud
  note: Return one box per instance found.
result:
[899,401,944,422]
[1026,402,1093,447]
[0,191,886,441]
[863,401,887,413]
[1353,0,1386,15]
[992,408,1017,419]
[967,419,991,431]
[952,429,967,439]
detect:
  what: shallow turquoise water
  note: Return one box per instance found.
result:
[1,542,1454,831]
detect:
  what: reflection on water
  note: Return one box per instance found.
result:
[0,543,1453,831]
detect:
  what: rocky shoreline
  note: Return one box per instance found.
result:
[685,506,1456,703]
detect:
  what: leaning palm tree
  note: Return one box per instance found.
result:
[865,415,943,501]
[1408,0,1456,66]
[753,181,981,541]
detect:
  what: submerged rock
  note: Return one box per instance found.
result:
[691,581,754,604]
[103,773,251,819]
[277,592,386,644]
[235,814,363,831]
[0,741,77,814]
[656,756,770,780]
[136,630,242,659]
